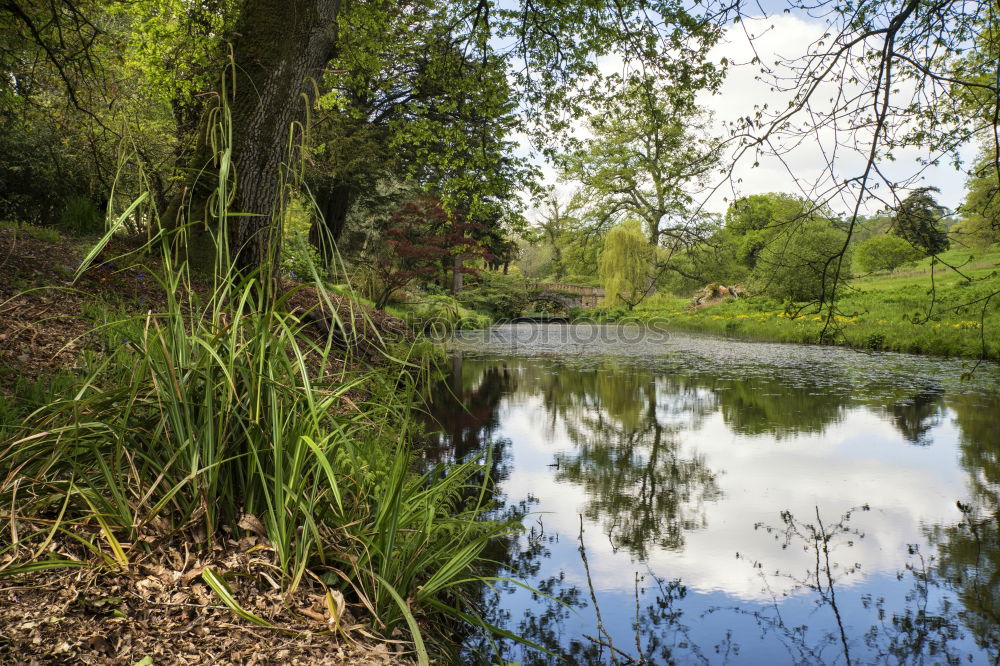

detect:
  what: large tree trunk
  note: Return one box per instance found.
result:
[309,181,354,260]
[228,0,339,279]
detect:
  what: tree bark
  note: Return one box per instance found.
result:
[451,252,464,293]
[228,0,340,279]
[309,181,354,260]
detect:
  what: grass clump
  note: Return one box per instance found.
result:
[0,219,62,243]
[58,195,105,236]
[0,244,515,658]
[0,116,520,662]
[391,293,493,333]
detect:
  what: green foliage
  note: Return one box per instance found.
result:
[0,117,98,226]
[0,109,518,656]
[2,242,512,658]
[725,193,819,269]
[281,233,324,282]
[533,192,581,281]
[627,245,1000,358]
[599,220,653,308]
[315,1,537,255]
[516,239,554,278]
[405,294,492,332]
[0,220,62,243]
[457,271,531,319]
[956,154,1000,247]
[891,187,950,255]
[655,227,748,295]
[58,195,104,235]
[854,234,924,273]
[561,273,602,287]
[559,76,718,247]
[751,220,850,303]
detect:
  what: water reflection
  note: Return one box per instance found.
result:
[553,376,720,557]
[713,375,848,438]
[886,383,945,445]
[932,392,1000,654]
[424,327,1000,664]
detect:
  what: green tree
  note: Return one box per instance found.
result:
[534,191,583,281]
[560,75,719,252]
[724,193,818,269]
[222,0,340,277]
[752,219,850,303]
[3,0,725,282]
[598,220,653,308]
[854,234,924,273]
[891,187,950,256]
[655,224,748,295]
[955,153,1000,247]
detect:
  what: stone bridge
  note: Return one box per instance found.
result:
[526,282,606,311]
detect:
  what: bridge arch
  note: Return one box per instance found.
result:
[526,283,606,311]
[523,293,575,312]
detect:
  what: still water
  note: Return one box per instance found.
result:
[424,324,1000,665]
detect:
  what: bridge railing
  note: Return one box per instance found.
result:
[535,282,605,297]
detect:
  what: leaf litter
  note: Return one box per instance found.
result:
[0,230,417,663]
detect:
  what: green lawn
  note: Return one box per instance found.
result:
[611,246,1000,359]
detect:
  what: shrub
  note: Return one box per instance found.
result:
[281,232,325,281]
[457,271,530,319]
[408,294,491,332]
[58,195,104,235]
[0,110,518,658]
[0,220,61,243]
[854,234,924,273]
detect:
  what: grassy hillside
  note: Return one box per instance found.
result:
[611,245,1000,359]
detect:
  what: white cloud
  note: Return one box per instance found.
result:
[517,11,975,224]
[495,398,969,602]
[697,13,972,214]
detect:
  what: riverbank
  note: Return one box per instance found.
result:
[586,247,1000,360]
[0,224,506,664]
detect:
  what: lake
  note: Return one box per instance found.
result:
[423,324,1000,665]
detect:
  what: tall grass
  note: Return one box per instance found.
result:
[0,88,519,660]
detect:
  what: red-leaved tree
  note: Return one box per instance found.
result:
[374,197,490,308]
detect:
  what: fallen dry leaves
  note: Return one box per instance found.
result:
[0,529,411,665]
[0,230,421,664]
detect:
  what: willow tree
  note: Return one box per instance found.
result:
[599,220,653,309]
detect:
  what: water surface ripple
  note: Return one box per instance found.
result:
[425,325,1000,665]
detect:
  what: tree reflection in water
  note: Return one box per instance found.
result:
[931,391,1000,656]
[886,383,945,446]
[477,507,998,665]
[553,371,720,558]
[425,352,1000,664]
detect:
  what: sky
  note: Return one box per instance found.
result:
[521,9,976,224]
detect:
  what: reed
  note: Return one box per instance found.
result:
[0,90,520,661]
